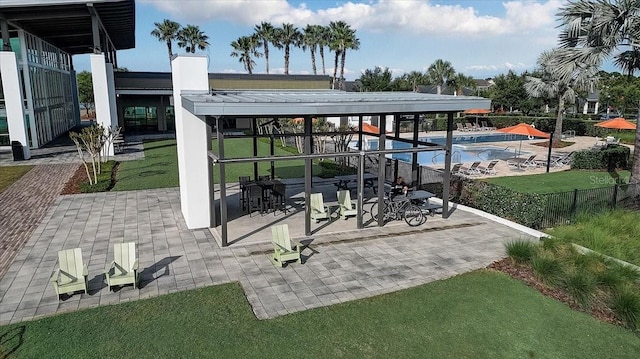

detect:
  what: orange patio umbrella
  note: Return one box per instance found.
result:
[594,117,636,130]
[497,123,550,157]
[356,123,386,134]
[463,108,491,115]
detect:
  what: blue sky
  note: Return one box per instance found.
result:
[73,0,609,80]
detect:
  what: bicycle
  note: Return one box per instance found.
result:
[369,194,424,226]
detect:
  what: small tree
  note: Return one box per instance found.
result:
[331,124,354,168]
[70,124,105,185]
[76,71,94,117]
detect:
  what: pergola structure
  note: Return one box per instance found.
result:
[171,55,490,246]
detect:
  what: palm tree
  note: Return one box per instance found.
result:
[274,23,301,75]
[150,19,181,67]
[177,24,210,53]
[427,59,455,95]
[556,0,640,181]
[317,25,331,75]
[449,73,476,96]
[302,25,322,75]
[329,21,359,90]
[230,35,262,74]
[614,49,640,78]
[254,22,279,74]
[525,49,598,146]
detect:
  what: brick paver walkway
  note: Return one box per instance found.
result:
[0,164,78,278]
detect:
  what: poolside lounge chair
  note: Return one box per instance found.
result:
[337,190,358,219]
[105,242,139,291]
[50,248,88,299]
[507,155,537,169]
[477,160,499,175]
[310,193,331,222]
[464,161,482,175]
[456,123,467,132]
[464,123,477,131]
[269,224,302,267]
[481,121,496,131]
[451,163,464,175]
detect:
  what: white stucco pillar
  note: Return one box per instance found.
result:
[171,55,212,229]
[106,62,118,129]
[0,51,30,159]
[90,54,117,156]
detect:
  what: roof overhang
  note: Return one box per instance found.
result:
[181,90,491,117]
[0,0,135,55]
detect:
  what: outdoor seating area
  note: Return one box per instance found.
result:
[239,176,288,216]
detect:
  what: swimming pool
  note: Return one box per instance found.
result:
[352,139,521,165]
[424,133,530,145]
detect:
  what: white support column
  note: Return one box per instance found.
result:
[106,62,118,128]
[171,55,212,229]
[90,54,117,156]
[0,51,30,159]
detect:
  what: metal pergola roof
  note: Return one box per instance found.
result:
[183,89,490,246]
[182,90,491,117]
[1,0,135,54]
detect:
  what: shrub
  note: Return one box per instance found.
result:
[505,240,538,263]
[459,181,545,228]
[571,145,630,170]
[606,261,640,284]
[610,285,640,329]
[562,269,597,309]
[317,161,356,178]
[531,254,564,286]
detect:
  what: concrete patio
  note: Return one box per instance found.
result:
[0,186,542,326]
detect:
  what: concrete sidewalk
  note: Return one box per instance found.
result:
[0,188,538,325]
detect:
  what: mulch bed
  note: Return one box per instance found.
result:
[488,258,622,327]
[61,164,87,195]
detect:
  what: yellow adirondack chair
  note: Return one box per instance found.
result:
[310,193,330,222]
[269,224,302,267]
[337,190,357,219]
[105,242,139,290]
[50,248,88,299]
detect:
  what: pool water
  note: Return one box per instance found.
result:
[353,137,523,165]
[391,144,519,165]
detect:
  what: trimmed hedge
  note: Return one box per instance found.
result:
[456,179,545,228]
[317,160,357,178]
[571,145,631,171]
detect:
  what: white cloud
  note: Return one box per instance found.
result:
[141,0,561,36]
[465,62,529,73]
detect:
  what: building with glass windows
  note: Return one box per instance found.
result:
[0,0,135,158]
[114,72,331,134]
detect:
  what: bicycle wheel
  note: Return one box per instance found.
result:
[403,204,425,226]
[370,202,389,222]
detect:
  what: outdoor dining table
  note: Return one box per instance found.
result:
[334,173,378,193]
[402,190,442,215]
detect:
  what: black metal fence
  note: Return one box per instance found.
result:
[539,183,640,228]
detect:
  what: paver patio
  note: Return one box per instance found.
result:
[0,187,541,325]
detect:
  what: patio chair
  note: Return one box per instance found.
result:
[464,161,482,175]
[310,193,330,222]
[248,184,265,216]
[456,123,467,132]
[269,182,288,215]
[337,190,358,219]
[50,248,88,299]
[464,123,477,131]
[451,163,465,175]
[477,160,498,175]
[269,224,302,267]
[239,176,251,209]
[105,242,139,291]
[481,121,496,131]
[507,155,537,169]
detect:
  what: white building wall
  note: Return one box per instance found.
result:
[91,54,117,156]
[0,51,31,159]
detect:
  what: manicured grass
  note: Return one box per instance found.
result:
[547,210,640,266]
[113,139,322,191]
[2,271,639,358]
[484,170,631,194]
[0,165,34,193]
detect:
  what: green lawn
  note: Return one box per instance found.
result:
[484,170,631,194]
[113,139,322,191]
[0,165,34,193]
[2,271,638,358]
